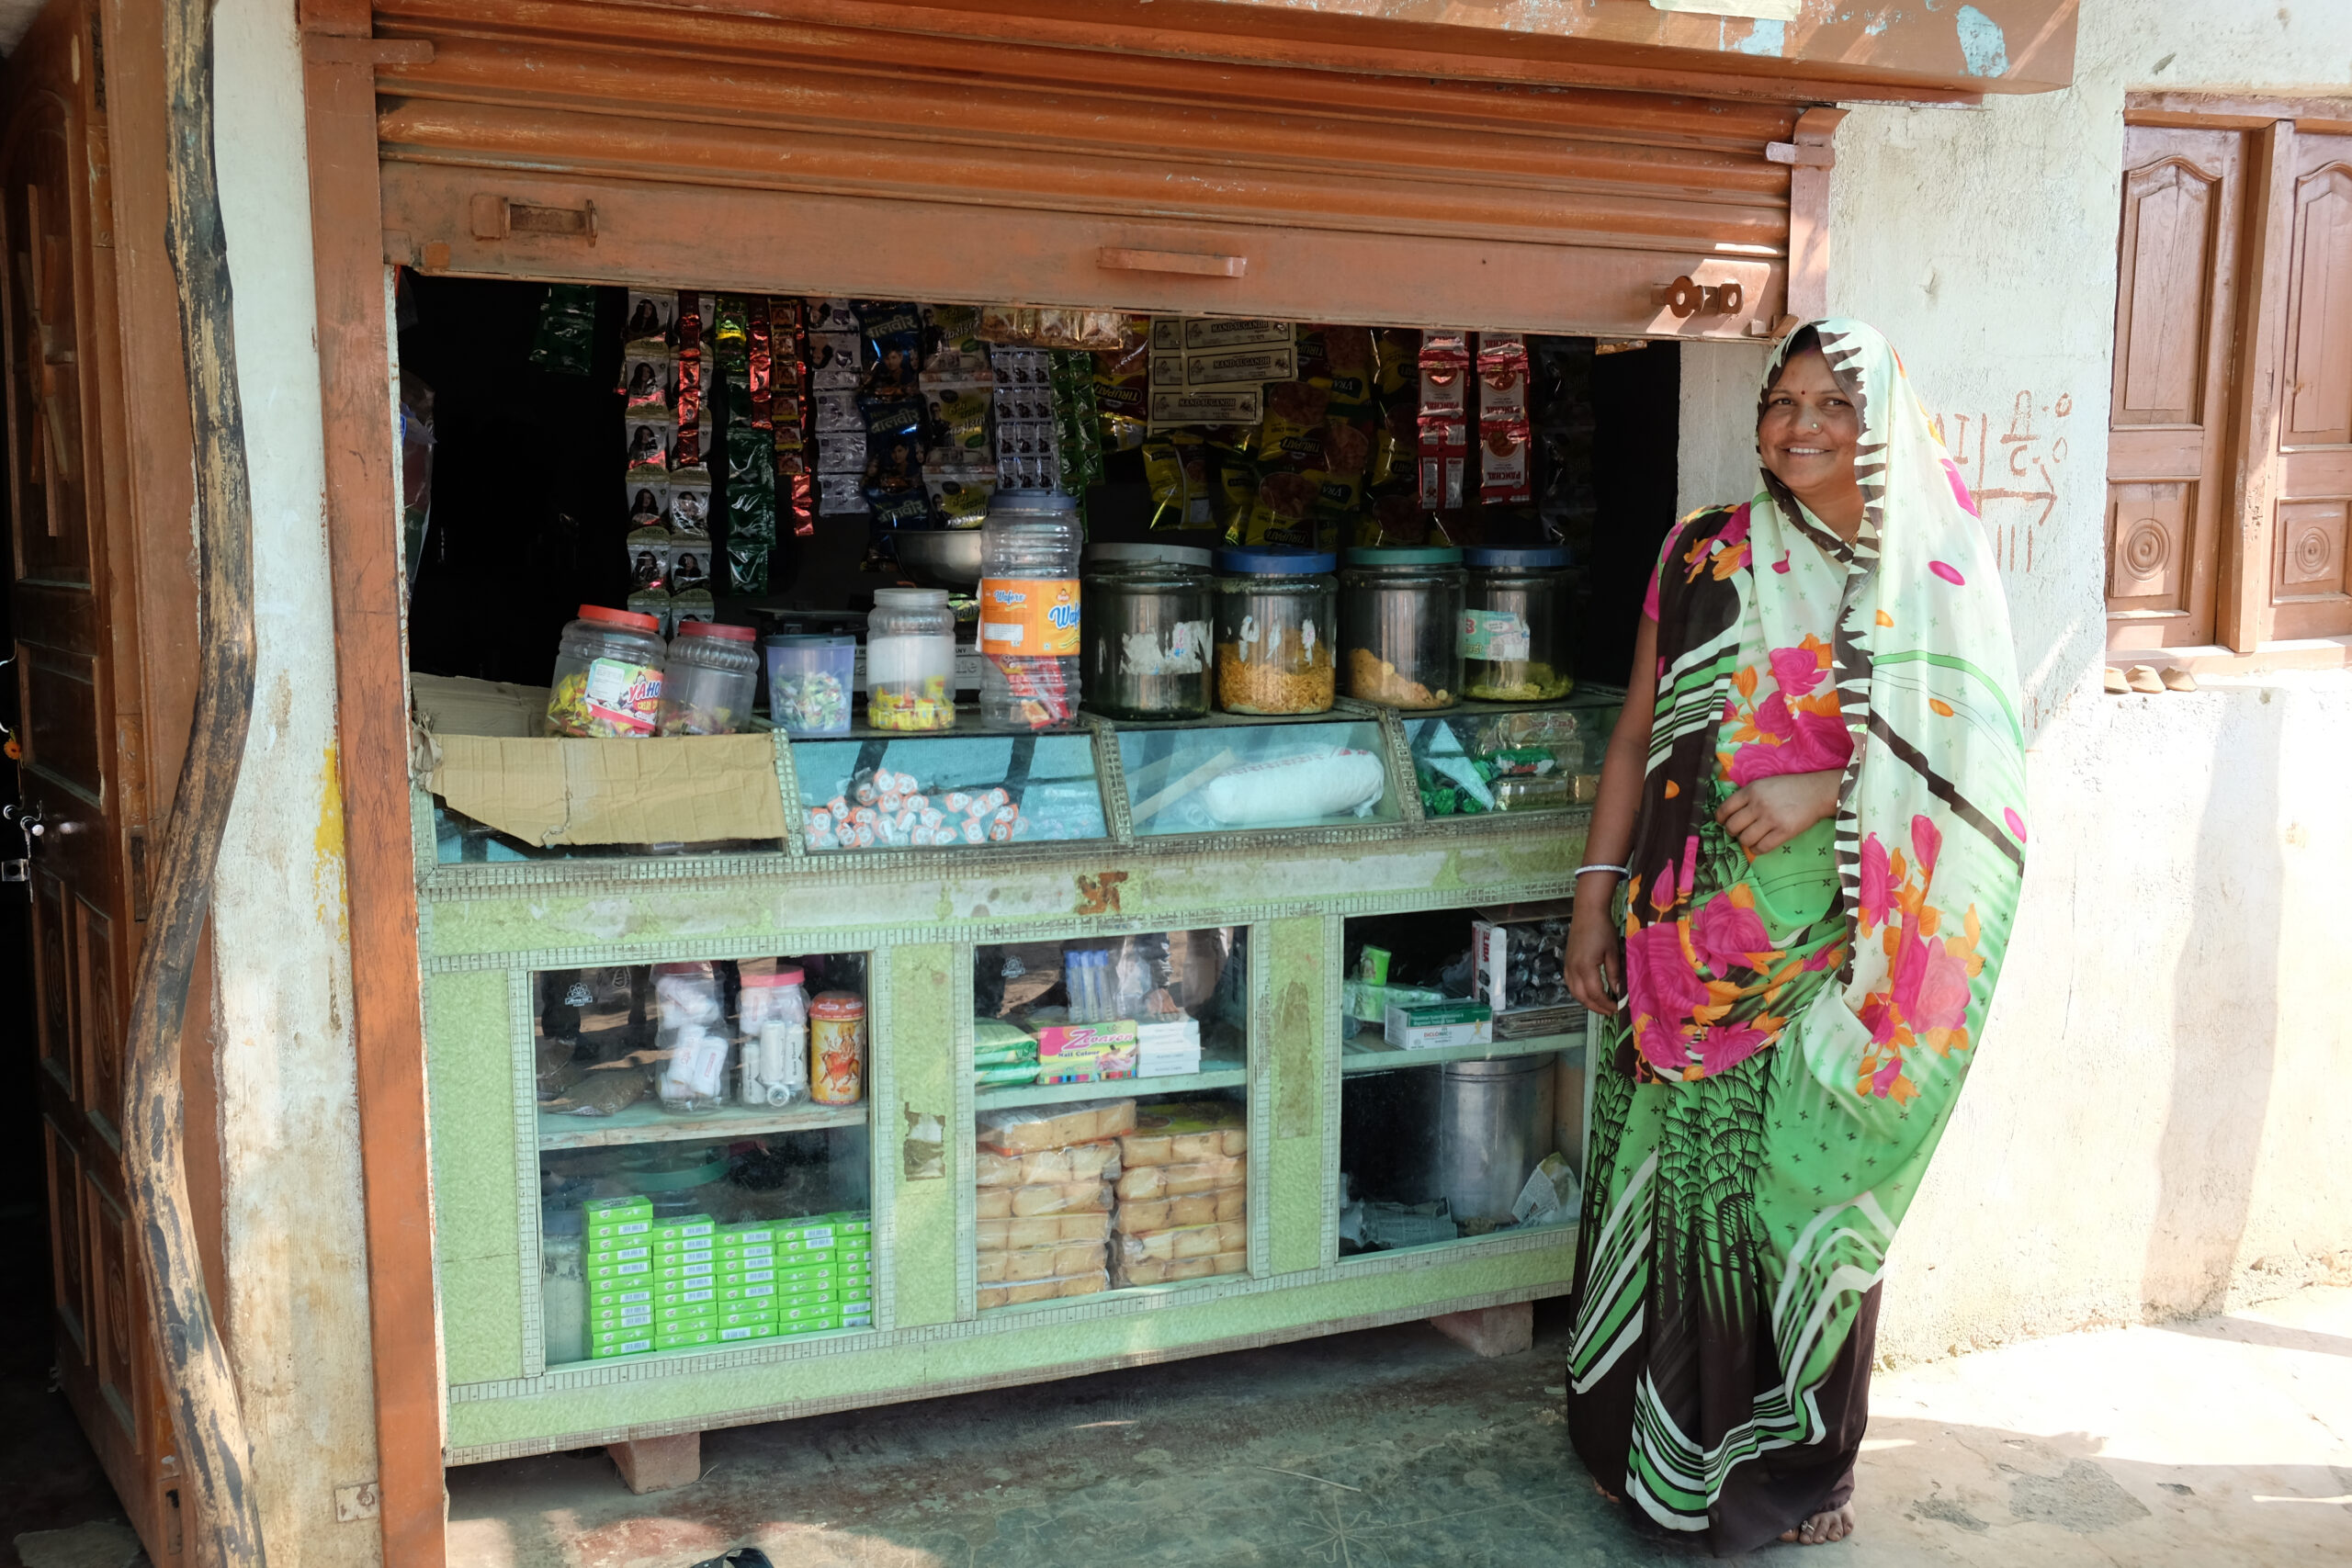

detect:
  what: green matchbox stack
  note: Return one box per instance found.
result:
[582,1196,873,1359]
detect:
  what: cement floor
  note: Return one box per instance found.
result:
[446,1284,2352,1568]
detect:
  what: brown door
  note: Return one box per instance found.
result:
[6,1,195,1559]
[2105,124,2248,652]
[2268,130,2352,641]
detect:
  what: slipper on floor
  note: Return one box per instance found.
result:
[2126,664,2165,694]
[2103,666,2128,694]
[2163,667,2199,692]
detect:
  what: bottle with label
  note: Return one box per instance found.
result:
[977,491,1081,729]
[547,604,668,737]
[809,990,867,1106]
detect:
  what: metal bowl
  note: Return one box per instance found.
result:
[890,528,985,590]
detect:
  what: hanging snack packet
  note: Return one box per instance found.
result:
[671,583,716,632]
[1375,327,1419,399]
[670,412,715,483]
[626,525,672,591]
[527,284,597,377]
[618,351,671,412]
[669,537,712,593]
[783,470,818,537]
[746,299,774,428]
[627,483,667,528]
[1259,381,1333,467]
[978,304,1041,344]
[1480,422,1532,506]
[623,290,674,351]
[1419,413,1468,509]
[854,300,924,394]
[1477,332,1531,420]
[1094,321,1149,451]
[810,331,864,389]
[819,474,870,517]
[808,298,856,333]
[925,378,994,461]
[625,417,673,479]
[925,466,995,527]
[922,302,992,378]
[1477,332,1533,506]
[670,484,712,535]
[818,427,868,477]
[1035,308,1125,351]
[1211,443,1260,537]
[814,389,864,433]
[1419,331,1470,417]
[1141,439,1190,528]
[1182,318,1294,352]
[1245,468,1320,547]
[1298,324,1376,405]
[714,295,751,367]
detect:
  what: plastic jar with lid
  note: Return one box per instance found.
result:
[658,621,760,735]
[1462,546,1576,702]
[978,491,1081,729]
[1081,542,1213,720]
[1341,546,1464,709]
[1215,547,1338,715]
[866,587,956,731]
[548,604,667,737]
[738,964,809,1108]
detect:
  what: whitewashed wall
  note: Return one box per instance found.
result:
[1681,0,2352,1360]
[208,0,385,1558]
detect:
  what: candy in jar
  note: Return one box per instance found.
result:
[809,990,866,1105]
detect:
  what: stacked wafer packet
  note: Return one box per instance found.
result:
[973,1100,1136,1308]
[1111,1102,1248,1285]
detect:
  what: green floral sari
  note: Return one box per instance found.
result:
[1566,321,2028,1553]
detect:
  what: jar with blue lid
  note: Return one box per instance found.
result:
[1461,545,1574,702]
[1215,546,1337,715]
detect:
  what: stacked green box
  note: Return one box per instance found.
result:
[586,1201,876,1357]
[582,1197,660,1359]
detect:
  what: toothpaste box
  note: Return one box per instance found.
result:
[1383,998,1494,1050]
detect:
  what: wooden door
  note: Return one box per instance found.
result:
[6,0,184,1558]
[2269,130,2352,641]
[2106,124,2247,651]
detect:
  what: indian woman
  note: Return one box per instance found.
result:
[1562,319,2029,1552]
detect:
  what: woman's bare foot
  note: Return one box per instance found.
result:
[1778,1503,1856,1545]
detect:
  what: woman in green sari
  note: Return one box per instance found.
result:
[1563,320,2028,1552]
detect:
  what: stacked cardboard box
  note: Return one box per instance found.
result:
[584,1198,874,1358]
[1112,1102,1249,1286]
[973,1100,1136,1308]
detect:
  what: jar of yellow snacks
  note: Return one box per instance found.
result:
[1214,547,1336,716]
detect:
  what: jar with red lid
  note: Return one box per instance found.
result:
[548,604,667,737]
[658,620,760,736]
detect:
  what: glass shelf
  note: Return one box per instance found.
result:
[976,1059,1247,1110]
[537,1099,868,1150]
[1405,693,1620,820]
[1339,1031,1584,1073]
[794,731,1106,852]
[1117,719,1396,836]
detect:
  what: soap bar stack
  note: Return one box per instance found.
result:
[973,1099,1136,1308]
[1112,1101,1249,1286]
[582,1197,874,1358]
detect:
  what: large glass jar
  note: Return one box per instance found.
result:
[978,491,1081,730]
[866,587,956,731]
[1341,546,1464,709]
[1461,547,1575,701]
[1081,543,1213,720]
[659,621,760,735]
[1215,547,1337,715]
[547,604,667,737]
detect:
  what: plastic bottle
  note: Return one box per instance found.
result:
[738,964,808,1107]
[977,491,1081,729]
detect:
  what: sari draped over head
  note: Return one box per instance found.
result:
[1566,319,2028,1554]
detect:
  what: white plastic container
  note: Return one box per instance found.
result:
[738,964,809,1107]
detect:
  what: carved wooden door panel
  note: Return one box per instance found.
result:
[2105,124,2246,651]
[4,2,175,1558]
[2269,130,2352,641]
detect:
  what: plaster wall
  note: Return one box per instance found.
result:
[1678,0,2352,1361]
[206,0,384,1558]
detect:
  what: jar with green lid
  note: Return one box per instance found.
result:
[1215,547,1337,715]
[1461,547,1575,701]
[1081,543,1214,719]
[1340,546,1464,709]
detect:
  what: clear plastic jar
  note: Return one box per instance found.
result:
[1215,547,1337,715]
[547,604,666,737]
[866,587,956,731]
[738,964,808,1107]
[1462,547,1576,702]
[658,621,760,735]
[978,491,1081,729]
[1081,543,1213,720]
[652,960,731,1113]
[1341,546,1464,709]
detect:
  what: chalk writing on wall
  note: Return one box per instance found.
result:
[1931,390,2071,574]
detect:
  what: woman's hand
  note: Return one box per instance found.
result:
[1566,883,1623,1017]
[1715,770,1842,856]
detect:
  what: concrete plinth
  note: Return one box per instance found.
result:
[607,1431,700,1495]
[1428,1301,1533,1358]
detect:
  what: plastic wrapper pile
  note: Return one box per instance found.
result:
[974,1100,1135,1308]
[808,768,1023,852]
[1111,1101,1248,1286]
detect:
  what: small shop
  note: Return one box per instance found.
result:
[343,1,1809,1466]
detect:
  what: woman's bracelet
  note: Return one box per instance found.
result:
[1574,863,1629,880]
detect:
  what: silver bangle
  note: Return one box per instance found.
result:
[1574,863,1629,879]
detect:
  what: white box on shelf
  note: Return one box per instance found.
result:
[1136,1018,1204,1078]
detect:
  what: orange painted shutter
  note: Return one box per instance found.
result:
[367,0,1800,338]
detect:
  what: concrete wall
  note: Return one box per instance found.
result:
[207,0,384,1559]
[1679,0,2352,1361]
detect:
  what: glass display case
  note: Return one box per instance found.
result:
[970,929,1250,1309]
[531,953,875,1365]
[1115,720,1396,836]
[1404,694,1622,819]
[794,731,1107,852]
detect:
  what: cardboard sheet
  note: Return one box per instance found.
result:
[414,673,787,847]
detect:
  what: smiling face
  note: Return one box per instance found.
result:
[1758,346,1866,536]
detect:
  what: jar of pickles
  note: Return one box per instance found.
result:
[547,604,666,737]
[1214,547,1337,715]
[1340,546,1464,709]
[866,587,956,730]
[658,621,760,735]
[1081,543,1213,720]
[1462,547,1575,701]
